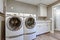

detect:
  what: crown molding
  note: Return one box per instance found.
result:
[48,0,60,7]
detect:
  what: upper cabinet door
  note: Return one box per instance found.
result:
[0,0,3,13]
[38,4,47,17]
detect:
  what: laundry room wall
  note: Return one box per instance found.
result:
[47,7,52,20]
[6,0,38,15]
[6,0,54,20]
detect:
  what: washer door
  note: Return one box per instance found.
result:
[25,17,35,29]
[7,17,22,31]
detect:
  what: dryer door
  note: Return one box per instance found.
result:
[25,17,35,29]
[7,17,22,31]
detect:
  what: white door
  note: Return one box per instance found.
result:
[56,10,60,30]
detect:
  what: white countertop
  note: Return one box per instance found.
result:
[36,20,51,23]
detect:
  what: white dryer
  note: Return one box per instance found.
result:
[23,14,36,40]
[5,12,23,40]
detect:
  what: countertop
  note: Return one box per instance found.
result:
[36,20,52,23]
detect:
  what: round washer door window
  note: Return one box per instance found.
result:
[25,17,35,29]
[8,17,22,31]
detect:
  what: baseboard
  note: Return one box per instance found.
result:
[55,30,60,32]
[55,29,60,31]
[36,32,50,37]
[32,38,36,40]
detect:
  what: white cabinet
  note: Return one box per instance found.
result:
[38,4,47,17]
[0,0,3,13]
[36,21,50,35]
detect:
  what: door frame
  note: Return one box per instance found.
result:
[52,3,60,33]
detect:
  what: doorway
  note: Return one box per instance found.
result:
[52,3,60,33]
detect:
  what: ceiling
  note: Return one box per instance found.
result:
[15,0,58,5]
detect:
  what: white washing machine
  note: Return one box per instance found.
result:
[23,14,36,40]
[5,12,23,40]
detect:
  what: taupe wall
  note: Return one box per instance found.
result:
[47,7,52,19]
[0,0,3,13]
[6,0,38,15]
